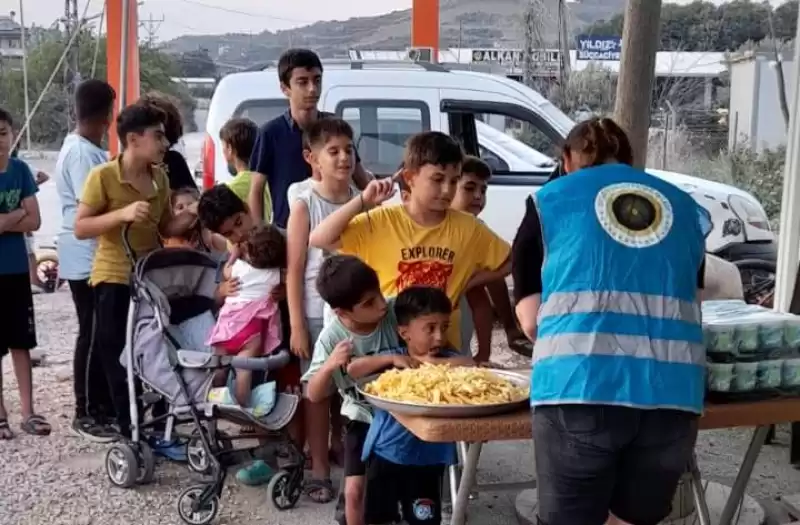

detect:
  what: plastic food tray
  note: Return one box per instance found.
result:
[356,369,530,418]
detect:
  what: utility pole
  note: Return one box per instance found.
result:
[613,0,663,168]
[18,1,32,151]
[521,0,547,90]
[63,0,80,131]
[140,13,164,48]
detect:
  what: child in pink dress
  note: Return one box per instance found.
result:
[207,224,285,406]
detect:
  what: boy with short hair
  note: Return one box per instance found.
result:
[0,107,47,440]
[55,79,118,441]
[285,117,356,501]
[302,254,402,525]
[74,102,196,438]
[451,156,531,360]
[348,285,472,525]
[220,118,273,223]
[309,131,511,356]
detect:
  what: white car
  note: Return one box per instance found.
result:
[200,60,776,265]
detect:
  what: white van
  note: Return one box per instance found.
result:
[201,60,776,264]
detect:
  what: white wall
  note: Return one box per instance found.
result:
[729,57,796,152]
[754,59,795,151]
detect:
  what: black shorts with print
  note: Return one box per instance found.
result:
[0,273,37,355]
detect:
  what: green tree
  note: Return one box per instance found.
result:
[583,0,798,52]
[0,29,196,148]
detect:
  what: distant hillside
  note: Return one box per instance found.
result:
[162,0,625,70]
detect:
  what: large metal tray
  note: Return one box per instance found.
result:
[356,368,530,418]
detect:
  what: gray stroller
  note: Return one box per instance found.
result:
[104,239,305,525]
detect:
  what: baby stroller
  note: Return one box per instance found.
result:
[104,226,305,524]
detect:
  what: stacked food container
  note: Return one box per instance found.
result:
[704,300,800,400]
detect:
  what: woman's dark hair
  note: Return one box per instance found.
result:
[562,117,634,168]
[316,255,380,310]
[75,80,116,122]
[197,184,245,233]
[278,48,323,86]
[140,91,184,146]
[244,224,287,269]
[394,286,452,326]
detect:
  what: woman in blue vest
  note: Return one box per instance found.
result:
[512,117,708,525]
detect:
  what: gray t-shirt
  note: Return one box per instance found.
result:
[300,298,399,424]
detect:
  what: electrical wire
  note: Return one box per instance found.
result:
[12,0,94,152]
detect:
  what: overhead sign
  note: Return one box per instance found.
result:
[471,48,560,65]
[471,48,561,75]
[576,36,622,61]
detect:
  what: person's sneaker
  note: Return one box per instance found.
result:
[236,460,274,486]
[149,436,188,462]
[71,417,118,443]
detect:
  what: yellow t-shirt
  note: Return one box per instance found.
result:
[227,170,272,224]
[339,205,510,349]
[81,159,171,285]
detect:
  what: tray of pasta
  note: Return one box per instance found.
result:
[356,365,530,418]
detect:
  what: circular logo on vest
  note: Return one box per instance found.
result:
[595,183,673,248]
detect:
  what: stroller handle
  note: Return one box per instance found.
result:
[228,349,291,371]
[122,222,137,265]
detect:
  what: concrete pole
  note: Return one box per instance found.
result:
[613,0,663,168]
[18,0,31,151]
[773,2,800,313]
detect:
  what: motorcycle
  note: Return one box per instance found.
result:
[34,237,65,294]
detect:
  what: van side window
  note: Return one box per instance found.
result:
[233,99,289,125]
[336,100,431,177]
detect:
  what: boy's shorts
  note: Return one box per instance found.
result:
[364,455,445,525]
[343,419,370,477]
[0,273,37,356]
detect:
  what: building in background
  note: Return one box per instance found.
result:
[728,51,795,152]
[0,14,23,70]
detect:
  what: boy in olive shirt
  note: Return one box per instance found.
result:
[74,102,196,438]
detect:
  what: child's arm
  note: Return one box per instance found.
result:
[466,287,493,363]
[308,178,395,251]
[347,353,416,379]
[304,339,352,403]
[286,199,311,359]
[1,162,40,233]
[74,169,147,239]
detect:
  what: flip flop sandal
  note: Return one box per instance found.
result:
[21,414,51,436]
[304,478,335,504]
[0,419,13,440]
[508,338,534,357]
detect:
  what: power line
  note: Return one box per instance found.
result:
[140,12,165,47]
[174,0,311,24]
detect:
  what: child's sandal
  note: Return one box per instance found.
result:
[20,414,51,436]
[304,478,335,504]
[0,419,13,440]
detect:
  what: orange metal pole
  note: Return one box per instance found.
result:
[411,0,439,58]
[106,0,140,155]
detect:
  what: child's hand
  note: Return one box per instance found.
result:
[329,340,353,368]
[35,171,50,186]
[361,178,396,207]
[217,278,240,298]
[290,329,310,360]
[392,355,418,369]
[120,201,151,223]
[270,283,286,302]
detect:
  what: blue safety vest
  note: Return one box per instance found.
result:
[530,163,706,414]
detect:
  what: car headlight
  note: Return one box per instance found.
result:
[728,195,771,232]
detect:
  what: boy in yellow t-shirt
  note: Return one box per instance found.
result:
[74,102,197,439]
[309,131,511,352]
[220,118,272,224]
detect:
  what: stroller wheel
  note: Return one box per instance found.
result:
[137,442,156,485]
[187,428,231,475]
[177,485,219,525]
[267,470,302,511]
[105,443,140,489]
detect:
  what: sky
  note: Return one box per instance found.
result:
[0,0,791,41]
